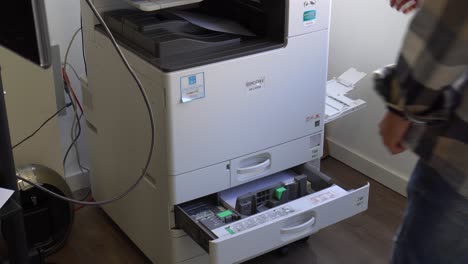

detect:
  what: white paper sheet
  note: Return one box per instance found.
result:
[170,10,256,37]
[219,171,297,209]
[0,188,14,209]
[337,68,367,87]
[325,68,368,123]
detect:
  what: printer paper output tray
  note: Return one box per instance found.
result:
[175,164,369,264]
[102,5,287,72]
[325,68,367,124]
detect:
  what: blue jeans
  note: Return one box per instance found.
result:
[391,161,468,264]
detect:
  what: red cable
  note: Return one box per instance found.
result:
[74,196,95,212]
[63,67,84,114]
[74,204,85,212]
[62,67,84,114]
[61,67,89,213]
[62,66,88,213]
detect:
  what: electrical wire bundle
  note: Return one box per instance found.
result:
[61,28,89,181]
[13,28,92,207]
[14,0,156,206]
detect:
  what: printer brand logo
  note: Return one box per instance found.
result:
[246,77,266,94]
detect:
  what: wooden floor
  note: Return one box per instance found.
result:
[48,158,407,264]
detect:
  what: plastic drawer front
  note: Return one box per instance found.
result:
[175,165,370,264]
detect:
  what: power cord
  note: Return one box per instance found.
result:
[80,16,88,76]
[16,0,156,206]
[62,83,84,174]
[12,102,73,149]
[62,34,90,174]
[61,26,90,193]
[63,28,81,72]
[61,66,88,173]
[70,112,89,173]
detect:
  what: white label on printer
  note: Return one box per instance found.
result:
[180,73,205,103]
[309,191,337,205]
[306,113,321,127]
[246,77,266,94]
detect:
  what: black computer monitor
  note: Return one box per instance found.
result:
[0,0,51,68]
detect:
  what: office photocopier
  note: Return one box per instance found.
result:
[80,0,370,263]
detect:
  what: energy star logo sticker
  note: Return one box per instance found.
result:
[189,75,197,85]
[181,73,205,103]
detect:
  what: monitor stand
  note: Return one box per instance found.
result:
[0,66,32,264]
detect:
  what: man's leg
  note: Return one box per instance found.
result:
[391,160,468,264]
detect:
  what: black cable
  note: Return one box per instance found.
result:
[62,70,90,201]
[62,129,81,172]
[71,112,90,173]
[61,24,89,174]
[55,84,90,202]
[80,15,88,76]
[12,103,72,149]
[62,87,82,171]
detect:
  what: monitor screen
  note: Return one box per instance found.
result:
[0,0,51,68]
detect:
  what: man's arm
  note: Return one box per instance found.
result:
[380,0,468,154]
[391,0,468,120]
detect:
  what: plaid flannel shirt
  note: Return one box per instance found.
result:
[378,0,468,198]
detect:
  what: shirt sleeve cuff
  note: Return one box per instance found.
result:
[387,106,406,118]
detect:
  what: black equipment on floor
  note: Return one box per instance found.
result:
[15,165,74,257]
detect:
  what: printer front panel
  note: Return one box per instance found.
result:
[165,28,329,178]
[288,0,332,37]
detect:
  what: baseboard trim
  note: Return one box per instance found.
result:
[66,171,90,192]
[327,139,408,197]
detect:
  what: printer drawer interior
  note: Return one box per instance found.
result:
[174,164,370,263]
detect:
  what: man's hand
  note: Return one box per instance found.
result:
[379,111,411,155]
[390,0,420,14]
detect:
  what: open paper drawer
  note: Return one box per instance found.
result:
[325,68,367,124]
[175,164,369,264]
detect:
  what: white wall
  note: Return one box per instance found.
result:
[45,0,90,182]
[1,46,63,177]
[327,0,418,195]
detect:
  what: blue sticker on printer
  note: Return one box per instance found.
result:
[180,73,205,103]
[303,10,316,26]
[189,75,197,85]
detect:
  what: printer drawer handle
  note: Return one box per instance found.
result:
[280,216,316,235]
[237,159,271,175]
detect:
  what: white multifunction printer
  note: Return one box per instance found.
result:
[81,0,370,263]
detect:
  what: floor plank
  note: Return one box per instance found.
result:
[48,158,407,263]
